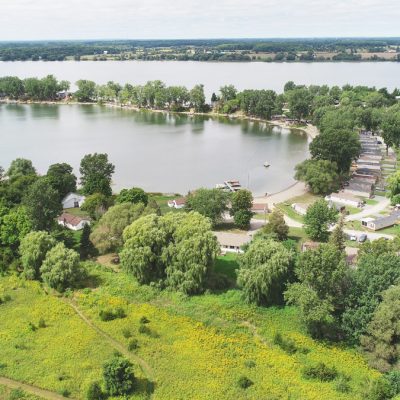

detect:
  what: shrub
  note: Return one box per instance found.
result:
[138,324,151,335]
[86,381,104,400]
[386,371,400,397]
[302,363,338,382]
[59,388,71,397]
[99,307,126,321]
[38,317,46,328]
[335,375,351,393]
[139,316,150,324]
[103,356,135,396]
[273,332,297,355]
[237,376,253,389]
[28,322,37,332]
[122,328,132,338]
[128,339,139,351]
[244,360,256,369]
[9,389,25,400]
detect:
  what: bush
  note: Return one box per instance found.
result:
[38,317,46,328]
[99,307,126,321]
[335,375,351,393]
[138,324,151,335]
[237,376,253,389]
[139,316,150,324]
[244,360,256,369]
[103,356,135,396]
[128,339,139,351]
[28,322,37,332]
[9,389,25,400]
[273,332,297,355]
[86,381,104,400]
[122,328,132,338]
[302,363,338,382]
[59,388,71,397]
[386,371,400,397]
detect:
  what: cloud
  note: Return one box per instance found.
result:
[0,0,399,40]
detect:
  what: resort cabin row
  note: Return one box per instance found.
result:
[361,211,400,231]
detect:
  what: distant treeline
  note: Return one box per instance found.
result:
[0,38,400,61]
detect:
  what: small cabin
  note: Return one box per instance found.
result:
[62,192,86,209]
[57,213,90,231]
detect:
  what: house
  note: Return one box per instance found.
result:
[57,213,90,231]
[344,181,374,198]
[361,212,400,231]
[251,203,269,214]
[62,192,86,209]
[301,241,320,252]
[213,232,251,254]
[352,174,378,184]
[325,192,364,208]
[291,203,309,216]
[167,198,186,209]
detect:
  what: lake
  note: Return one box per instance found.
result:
[0,61,400,97]
[0,104,309,195]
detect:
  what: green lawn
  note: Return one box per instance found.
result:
[63,207,90,218]
[149,194,184,215]
[364,198,379,206]
[0,385,43,400]
[276,203,305,223]
[214,253,240,282]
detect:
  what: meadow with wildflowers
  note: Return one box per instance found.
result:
[0,262,383,400]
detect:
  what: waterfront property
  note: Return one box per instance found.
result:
[61,192,86,209]
[251,202,269,214]
[325,192,364,208]
[57,212,90,231]
[361,212,400,231]
[168,197,186,209]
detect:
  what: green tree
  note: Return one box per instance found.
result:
[116,187,148,206]
[304,200,337,242]
[81,193,112,220]
[219,85,237,102]
[342,252,400,342]
[263,209,289,241]
[295,159,340,194]
[0,206,32,250]
[329,214,346,252]
[237,239,294,306]
[40,243,82,292]
[361,285,400,372]
[79,224,96,260]
[286,87,312,119]
[19,231,56,280]
[185,188,229,227]
[230,189,253,229]
[80,153,115,196]
[7,158,36,180]
[90,203,145,254]
[310,128,361,173]
[103,356,135,396]
[22,178,62,231]
[46,163,77,200]
[189,84,206,112]
[386,170,400,203]
[75,80,96,102]
[285,244,348,338]
[381,110,400,153]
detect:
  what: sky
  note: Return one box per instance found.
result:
[0,0,399,41]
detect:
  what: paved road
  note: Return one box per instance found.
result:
[346,197,391,221]
[343,229,393,241]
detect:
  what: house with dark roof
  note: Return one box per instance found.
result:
[361,212,400,231]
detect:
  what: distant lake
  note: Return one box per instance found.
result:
[0,104,309,195]
[0,61,399,97]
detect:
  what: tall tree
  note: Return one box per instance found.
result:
[79,153,115,196]
[304,200,337,242]
[46,163,77,200]
[285,244,348,338]
[329,214,346,252]
[22,178,62,231]
[230,189,253,229]
[116,187,148,206]
[263,209,289,241]
[7,158,36,180]
[189,84,206,112]
[237,239,294,306]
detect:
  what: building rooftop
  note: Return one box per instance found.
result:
[213,232,251,248]
[58,212,90,227]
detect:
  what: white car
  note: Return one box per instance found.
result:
[349,234,357,241]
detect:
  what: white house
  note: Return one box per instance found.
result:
[325,192,364,208]
[291,203,309,216]
[213,232,251,254]
[62,192,86,209]
[167,198,186,209]
[57,213,91,231]
[361,212,400,231]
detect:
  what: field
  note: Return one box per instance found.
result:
[0,259,382,400]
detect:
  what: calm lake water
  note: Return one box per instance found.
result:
[0,104,309,195]
[0,61,400,97]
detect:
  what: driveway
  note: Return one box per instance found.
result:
[346,196,390,221]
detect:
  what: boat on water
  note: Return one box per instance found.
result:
[264,161,270,167]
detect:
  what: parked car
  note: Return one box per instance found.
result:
[358,234,367,243]
[349,234,357,241]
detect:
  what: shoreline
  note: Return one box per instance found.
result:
[1,99,318,202]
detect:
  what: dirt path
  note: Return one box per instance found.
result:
[64,299,154,380]
[0,376,68,400]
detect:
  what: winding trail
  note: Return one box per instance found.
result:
[63,299,154,380]
[0,376,68,400]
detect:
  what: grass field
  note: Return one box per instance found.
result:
[0,384,43,400]
[0,260,382,400]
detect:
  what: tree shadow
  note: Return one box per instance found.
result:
[134,377,156,398]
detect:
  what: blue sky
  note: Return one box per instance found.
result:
[0,0,399,40]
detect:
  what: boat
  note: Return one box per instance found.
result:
[264,161,270,167]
